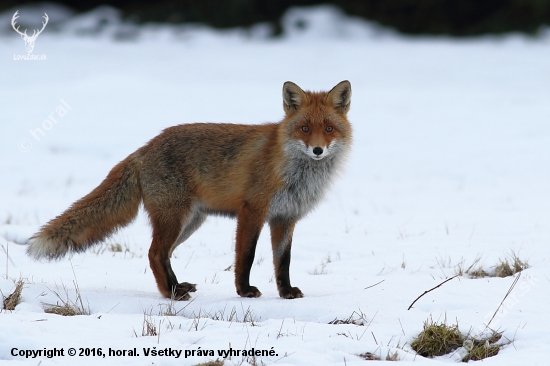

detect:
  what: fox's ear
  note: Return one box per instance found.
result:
[327,80,351,114]
[283,81,307,115]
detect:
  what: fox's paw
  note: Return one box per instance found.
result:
[237,286,262,298]
[178,282,197,293]
[279,287,303,299]
[172,282,197,301]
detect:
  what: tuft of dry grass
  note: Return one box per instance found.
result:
[494,252,529,278]
[329,309,368,326]
[462,332,502,361]
[385,350,400,361]
[43,280,90,316]
[467,267,490,279]
[357,350,400,361]
[44,303,85,316]
[455,257,489,278]
[411,317,463,358]
[454,251,529,279]
[411,317,508,361]
[142,312,158,337]
[2,278,25,310]
[194,360,224,366]
[243,354,266,366]
[358,352,380,360]
[158,302,180,317]
[464,343,500,361]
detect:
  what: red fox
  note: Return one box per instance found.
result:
[27,80,352,300]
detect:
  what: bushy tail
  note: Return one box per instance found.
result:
[27,153,142,260]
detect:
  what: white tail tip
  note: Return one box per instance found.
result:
[26,236,68,260]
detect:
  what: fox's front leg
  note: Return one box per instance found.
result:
[269,220,303,299]
[234,205,265,297]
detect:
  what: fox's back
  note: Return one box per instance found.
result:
[138,123,284,214]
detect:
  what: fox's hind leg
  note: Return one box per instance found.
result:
[169,210,206,296]
[146,203,204,300]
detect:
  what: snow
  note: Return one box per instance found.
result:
[1,4,550,365]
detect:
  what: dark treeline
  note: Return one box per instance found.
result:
[3,0,550,36]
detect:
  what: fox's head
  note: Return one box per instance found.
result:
[282,80,352,161]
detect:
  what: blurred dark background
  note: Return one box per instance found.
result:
[2,0,550,36]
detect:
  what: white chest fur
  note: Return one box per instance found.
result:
[267,140,347,222]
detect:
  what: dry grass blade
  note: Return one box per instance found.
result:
[186,305,258,326]
[485,272,522,329]
[3,278,25,310]
[157,289,192,316]
[142,312,158,336]
[364,280,385,290]
[240,304,258,326]
[312,254,332,275]
[385,350,400,361]
[43,280,90,316]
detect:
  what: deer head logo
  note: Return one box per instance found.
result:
[12,11,49,54]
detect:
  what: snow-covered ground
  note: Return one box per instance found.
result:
[1,5,549,365]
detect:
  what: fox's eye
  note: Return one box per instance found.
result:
[301,126,310,133]
[325,126,334,133]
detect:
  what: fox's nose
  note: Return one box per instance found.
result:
[313,147,323,156]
